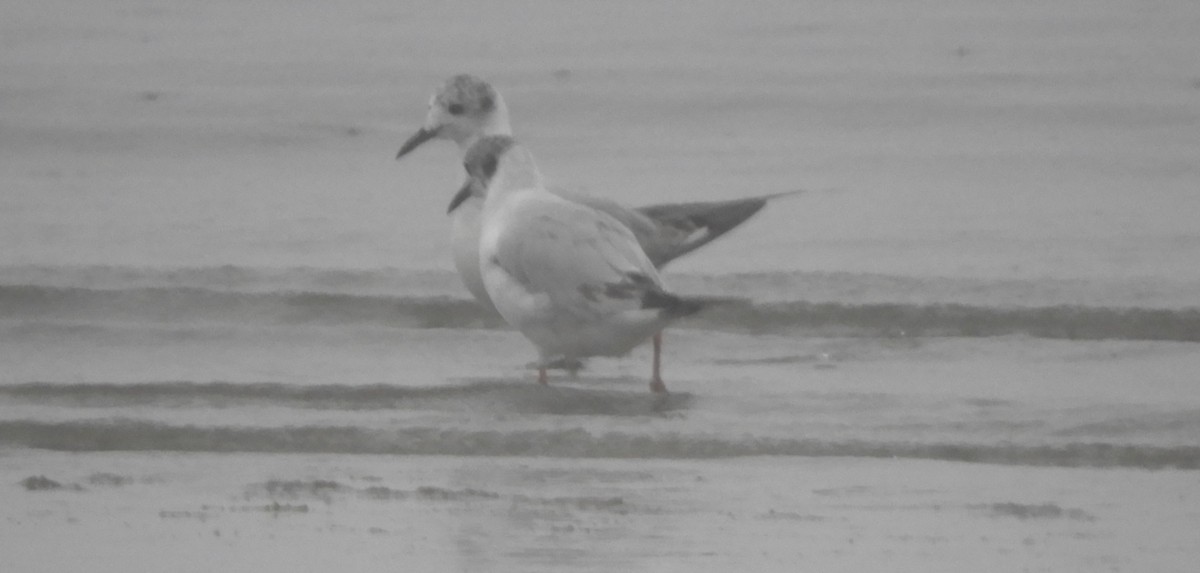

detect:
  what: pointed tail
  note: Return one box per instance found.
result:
[634,190,805,268]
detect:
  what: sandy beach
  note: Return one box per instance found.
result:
[3,0,1199,571]
[4,451,1198,573]
[4,330,1199,571]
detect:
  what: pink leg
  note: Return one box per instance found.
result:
[537,366,548,385]
[649,331,667,394]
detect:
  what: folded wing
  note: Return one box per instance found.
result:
[490,196,671,319]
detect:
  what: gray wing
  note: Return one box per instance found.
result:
[633,190,806,267]
[492,197,667,318]
[560,189,806,269]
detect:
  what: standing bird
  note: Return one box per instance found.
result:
[397,74,799,311]
[396,74,798,373]
[469,135,712,394]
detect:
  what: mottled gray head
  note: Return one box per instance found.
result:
[397,74,511,160]
[448,135,517,213]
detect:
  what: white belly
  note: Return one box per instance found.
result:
[522,314,661,359]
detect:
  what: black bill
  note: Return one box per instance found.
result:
[396,127,440,159]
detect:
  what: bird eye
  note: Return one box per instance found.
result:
[447,103,465,116]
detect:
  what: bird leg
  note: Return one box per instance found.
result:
[649,331,668,394]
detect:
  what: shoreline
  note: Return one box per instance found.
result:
[4,450,1197,572]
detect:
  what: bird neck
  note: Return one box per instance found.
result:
[494,162,541,198]
[483,148,542,213]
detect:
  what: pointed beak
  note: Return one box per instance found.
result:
[396,126,440,160]
[447,180,475,214]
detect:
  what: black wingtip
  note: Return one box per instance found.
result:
[641,290,705,318]
[634,195,773,267]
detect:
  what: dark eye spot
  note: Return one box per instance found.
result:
[447,103,465,116]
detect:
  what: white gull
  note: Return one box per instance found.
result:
[396,74,800,314]
[470,135,714,393]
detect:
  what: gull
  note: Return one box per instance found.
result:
[396,74,801,315]
[395,74,800,372]
[470,135,716,393]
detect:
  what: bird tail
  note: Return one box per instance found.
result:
[641,290,747,319]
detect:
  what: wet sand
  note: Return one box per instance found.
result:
[4,450,1198,572]
[4,0,1199,571]
[4,332,1200,571]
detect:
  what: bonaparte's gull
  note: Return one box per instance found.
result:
[470,135,715,393]
[396,74,801,316]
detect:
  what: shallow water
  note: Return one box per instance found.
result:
[3,266,1199,472]
[4,0,1200,570]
